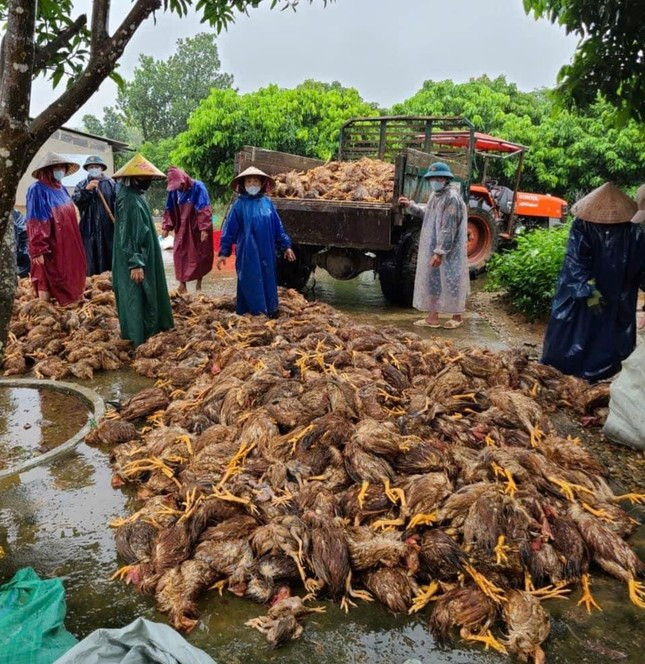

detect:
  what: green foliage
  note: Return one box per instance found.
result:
[486,225,570,320]
[81,107,130,143]
[173,80,378,196]
[524,0,644,123]
[393,76,645,203]
[116,33,234,142]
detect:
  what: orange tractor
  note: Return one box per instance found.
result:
[429,130,568,274]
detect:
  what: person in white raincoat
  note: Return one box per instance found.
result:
[399,161,469,328]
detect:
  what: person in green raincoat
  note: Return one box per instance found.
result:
[111,154,173,347]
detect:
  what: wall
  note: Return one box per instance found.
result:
[13,129,115,213]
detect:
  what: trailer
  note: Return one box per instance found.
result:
[234,116,567,304]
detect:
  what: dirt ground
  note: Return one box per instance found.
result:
[471,284,645,493]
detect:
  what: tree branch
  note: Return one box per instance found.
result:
[0,0,37,128]
[30,0,161,140]
[90,0,111,57]
[33,14,88,75]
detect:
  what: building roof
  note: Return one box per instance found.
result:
[60,124,130,150]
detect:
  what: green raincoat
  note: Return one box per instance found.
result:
[112,184,173,347]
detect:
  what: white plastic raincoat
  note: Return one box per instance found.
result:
[408,185,469,313]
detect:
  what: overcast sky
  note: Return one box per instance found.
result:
[28,0,578,126]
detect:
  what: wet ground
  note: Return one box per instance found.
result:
[0,386,90,470]
[0,259,643,662]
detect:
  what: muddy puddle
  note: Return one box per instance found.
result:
[0,386,90,470]
[1,368,643,663]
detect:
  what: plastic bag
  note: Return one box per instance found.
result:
[0,567,78,664]
[54,617,216,664]
[603,343,645,449]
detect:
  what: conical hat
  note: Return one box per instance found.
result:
[112,153,165,179]
[632,184,645,224]
[572,182,637,224]
[31,151,80,178]
[231,166,275,191]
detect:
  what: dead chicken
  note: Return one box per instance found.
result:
[363,566,417,613]
[502,590,550,664]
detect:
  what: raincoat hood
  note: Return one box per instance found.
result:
[166,166,194,192]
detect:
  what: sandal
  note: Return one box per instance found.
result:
[414,319,441,328]
[442,319,463,329]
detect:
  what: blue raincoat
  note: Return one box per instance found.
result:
[541,219,645,382]
[219,194,292,316]
[12,208,30,277]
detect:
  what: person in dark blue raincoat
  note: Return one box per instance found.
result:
[542,183,645,382]
[11,208,30,277]
[217,167,295,316]
[72,155,116,276]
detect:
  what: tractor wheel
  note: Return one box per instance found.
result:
[379,230,419,306]
[467,208,499,276]
[277,246,312,291]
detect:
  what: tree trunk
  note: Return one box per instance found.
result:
[0,209,17,354]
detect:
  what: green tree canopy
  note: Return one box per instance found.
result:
[81,107,131,143]
[173,80,378,196]
[393,76,645,202]
[117,32,234,142]
[524,0,645,123]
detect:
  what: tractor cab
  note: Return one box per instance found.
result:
[429,130,568,272]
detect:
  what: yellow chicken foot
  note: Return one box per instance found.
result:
[460,628,508,655]
[209,579,227,596]
[271,489,294,508]
[494,535,511,565]
[451,392,477,403]
[547,476,594,502]
[211,488,257,514]
[627,577,645,609]
[464,565,506,604]
[345,570,374,603]
[304,578,324,597]
[169,389,186,399]
[407,512,438,530]
[175,434,193,456]
[491,463,517,497]
[383,478,406,507]
[154,379,172,389]
[530,381,540,397]
[111,565,136,581]
[357,480,370,510]
[524,572,536,592]
[409,581,440,614]
[581,502,616,522]
[615,492,645,506]
[287,424,314,455]
[576,574,601,613]
[530,424,545,448]
[484,434,497,447]
[371,518,405,532]
[529,581,571,600]
[339,596,356,613]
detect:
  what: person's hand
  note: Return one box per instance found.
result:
[130,268,144,284]
[431,253,443,268]
[284,248,296,262]
[86,180,99,191]
[587,289,604,312]
[161,229,170,239]
[216,257,227,271]
[200,230,209,243]
[398,196,411,208]
[32,255,45,265]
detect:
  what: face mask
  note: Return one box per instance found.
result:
[245,185,261,196]
[430,180,446,192]
[53,169,66,182]
[87,167,102,178]
[135,179,152,192]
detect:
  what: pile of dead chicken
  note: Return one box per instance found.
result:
[82,289,645,659]
[273,158,395,203]
[2,275,130,380]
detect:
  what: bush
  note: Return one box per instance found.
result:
[486,225,569,321]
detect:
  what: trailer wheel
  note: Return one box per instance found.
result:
[379,230,419,306]
[467,208,499,276]
[277,247,312,291]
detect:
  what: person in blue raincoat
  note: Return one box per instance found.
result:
[11,208,30,277]
[217,166,296,316]
[542,182,645,382]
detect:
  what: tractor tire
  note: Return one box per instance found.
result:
[277,246,312,291]
[379,230,419,307]
[467,208,499,276]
